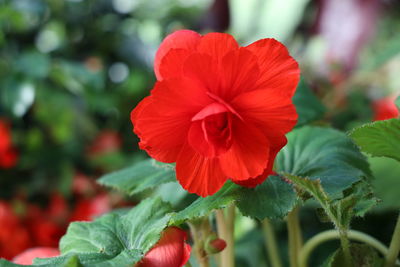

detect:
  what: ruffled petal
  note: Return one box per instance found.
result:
[154,30,201,80]
[137,227,191,267]
[231,88,298,136]
[246,38,300,97]
[151,78,212,116]
[196,32,239,62]
[158,49,193,80]
[219,48,260,100]
[132,96,188,163]
[233,135,287,187]
[219,117,270,180]
[176,143,227,197]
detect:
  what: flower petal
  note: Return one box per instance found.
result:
[246,38,300,97]
[138,227,191,267]
[132,97,188,163]
[231,88,298,136]
[176,143,227,197]
[154,30,201,80]
[196,32,239,62]
[233,135,287,187]
[158,49,193,80]
[219,117,270,180]
[219,48,260,100]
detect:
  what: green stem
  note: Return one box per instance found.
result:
[287,207,303,267]
[339,230,352,267]
[262,219,283,267]
[385,213,400,267]
[188,222,210,267]
[299,229,391,267]
[216,205,235,267]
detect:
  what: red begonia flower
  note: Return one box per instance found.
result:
[372,96,399,121]
[12,247,60,265]
[136,227,191,267]
[131,30,299,197]
[0,120,18,168]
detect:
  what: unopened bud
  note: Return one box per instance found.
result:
[205,235,227,254]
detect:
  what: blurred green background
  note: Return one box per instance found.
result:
[1,0,400,265]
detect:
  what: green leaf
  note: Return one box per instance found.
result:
[15,51,50,79]
[170,182,239,225]
[0,254,82,267]
[98,159,176,196]
[236,176,297,220]
[276,126,371,197]
[322,244,383,267]
[350,119,400,162]
[396,95,400,111]
[171,176,297,223]
[57,198,172,266]
[293,79,326,127]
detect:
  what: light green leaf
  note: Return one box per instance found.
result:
[276,126,371,197]
[293,79,326,127]
[396,95,400,111]
[57,198,172,266]
[98,159,176,196]
[170,182,239,225]
[350,119,400,162]
[0,254,82,267]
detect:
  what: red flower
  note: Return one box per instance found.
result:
[136,227,191,267]
[372,96,399,121]
[12,247,59,265]
[0,202,31,259]
[69,193,112,222]
[87,130,122,156]
[0,120,18,168]
[131,30,299,196]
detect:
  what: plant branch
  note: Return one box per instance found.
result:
[385,213,400,267]
[188,221,210,267]
[262,218,283,267]
[299,229,391,267]
[215,204,235,267]
[287,207,303,267]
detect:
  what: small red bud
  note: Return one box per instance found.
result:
[205,235,226,254]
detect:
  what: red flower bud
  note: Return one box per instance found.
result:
[205,236,226,254]
[372,96,399,121]
[136,227,191,267]
[12,247,60,265]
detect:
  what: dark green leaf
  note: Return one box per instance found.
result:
[171,176,297,223]
[0,254,82,267]
[237,176,297,220]
[98,159,176,196]
[350,119,400,162]
[58,198,171,266]
[293,79,326,127]
[276,126,371,197]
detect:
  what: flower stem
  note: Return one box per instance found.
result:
[385,213,400,267]
[215,204,235,267]
[299,229,390,267]
[188,222,210,267]
[338,230,352,267]
[287,207,303,267]
[262,219,283,267]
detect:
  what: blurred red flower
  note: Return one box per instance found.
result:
[12,247,59,265]
[0,202,31,259]
[131,30,299,196]
[136,227,191,267]
[0,120,18,168]
[372,96,399,121]
[87,130,122,156]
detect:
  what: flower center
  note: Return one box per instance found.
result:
[188,102,234,157]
